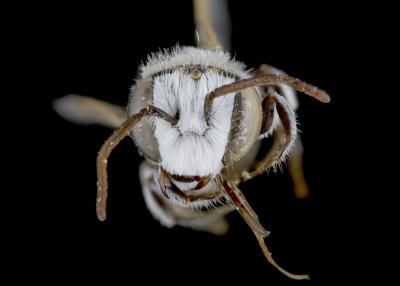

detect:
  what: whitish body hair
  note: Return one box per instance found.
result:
[140,46,246,78]
[152,71,236,177]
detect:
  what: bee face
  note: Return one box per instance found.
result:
[128,47,263,179]
[152,69,235,177]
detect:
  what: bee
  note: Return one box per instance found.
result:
[53,0,330,280]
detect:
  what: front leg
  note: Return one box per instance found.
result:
[242,91,297,181]
[250,64,310,198]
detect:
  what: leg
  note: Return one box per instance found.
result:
[242,92,297,181]
[53,94,126,128]
[140,161,176,228]
[193,0,224,50]
[288,137,310,198]
[220,174,309,280]
[220,175,269,237]
[256,64,310,198]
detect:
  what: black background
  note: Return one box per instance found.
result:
[11,1,385,285]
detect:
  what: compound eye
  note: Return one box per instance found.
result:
[224,87,262,164]
[128,77,161,163]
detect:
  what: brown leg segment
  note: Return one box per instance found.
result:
[260,95,276,134]
[221,178,269,237]
[220,176,309,280]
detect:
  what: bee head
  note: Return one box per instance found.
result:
[129,47,262,178]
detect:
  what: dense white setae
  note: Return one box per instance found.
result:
[152,71,236,177]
